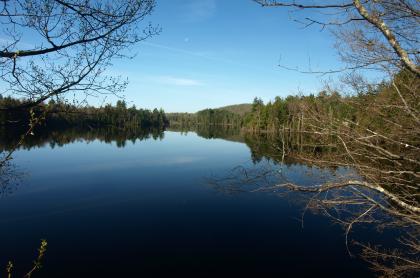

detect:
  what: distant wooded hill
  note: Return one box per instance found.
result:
[215,103,252,116]
[166,103,252,127]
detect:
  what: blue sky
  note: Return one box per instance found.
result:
[108,0,343,112]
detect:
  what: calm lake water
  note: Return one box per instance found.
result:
[0,129,373,277]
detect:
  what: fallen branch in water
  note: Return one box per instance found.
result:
[262,180,420,215]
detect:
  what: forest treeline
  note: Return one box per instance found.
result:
[168,109,242,127]
[168,70,418,138]
[0,97,169,130]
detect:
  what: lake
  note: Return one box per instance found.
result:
[0,128,373,277]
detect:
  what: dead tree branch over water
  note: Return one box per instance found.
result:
[209,151,419,277]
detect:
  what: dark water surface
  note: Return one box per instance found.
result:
[0,130,373,277]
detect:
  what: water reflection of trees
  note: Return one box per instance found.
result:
[168,125,244,143]
[201,127,419,278]
[0,125,165,152]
